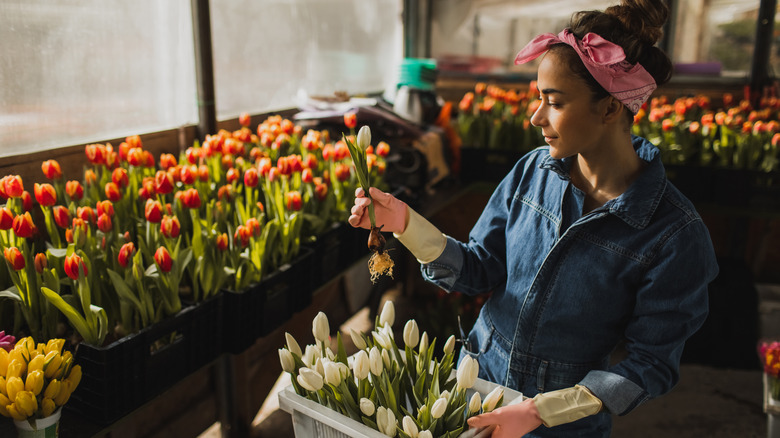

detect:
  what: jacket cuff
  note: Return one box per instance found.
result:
[532,385,602,427]
[579,370,649,415]
[394,208,447,264]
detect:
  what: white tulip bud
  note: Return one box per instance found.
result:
[440,390,450,401]
[456,356,478,389]
[376,407,397,437]
[382,349,392,370]
[482,386,504,413]
[312,311,330,343]
[350,329,367,350]
[353,350,370,380]
[468,392,482,414]
[372,330,392,350]
[379,300,395,327]
[431,397,447,419]
[325,347,336,361]
[403,320,419,349]
[357,125,372,151]
[360,397,375,416]
[324,360,343,386]
[278,348,295,373]
[369,347,384,376]
[285,332,302,357]
[402,415,418,438]
[315,357,326,377]
[302,345,317,366]
[418,332,429,355]
[443,335,456,355]
[418,431,433,438]
[297,368,324,392]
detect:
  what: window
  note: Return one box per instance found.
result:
[0,0,198,158]
[210,0,403,120]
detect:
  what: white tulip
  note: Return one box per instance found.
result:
[312,311,330,343]
[373,330,392,350]
[440,390,450,401]
[302,345,317,366]
[357,125,372,151]
[443,335,456,355]
[431,397,447,419]
[379,300,395,327]
[382,349,392,370]
[278,348,295,373]
[297,368,324,392]
[482,386,504,413]
[376,407,397,437]
[418,431,433,438]
[402,415,418,438]
[360,397,375,416]
[403,320,419,349]
[285,332,302,357]
[350,329,367,350]
[323,360,343,386]
[419,332,429,355]
[353,350,370,380]
[369,346,384,376]
[315,357,326,378]
[325,347,336,361]
[468,392,482,414]
[456,356,478,389]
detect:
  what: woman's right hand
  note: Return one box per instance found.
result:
[348,187,408,234]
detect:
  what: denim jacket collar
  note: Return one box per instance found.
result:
[539,136,666,230]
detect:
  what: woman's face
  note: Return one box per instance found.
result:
[530,50,610,160]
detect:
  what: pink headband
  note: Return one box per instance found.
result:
[514,29,656,114]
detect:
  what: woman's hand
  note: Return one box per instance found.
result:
[348,187,408,233]
[467,399,543,438]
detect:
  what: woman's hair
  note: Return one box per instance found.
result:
[549,0,673,117]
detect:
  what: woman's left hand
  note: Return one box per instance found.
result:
[467,399,543,438]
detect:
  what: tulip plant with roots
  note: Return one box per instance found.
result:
[279,301,505,438]
[344,126,394,283]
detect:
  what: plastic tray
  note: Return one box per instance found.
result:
[278,376,523,438]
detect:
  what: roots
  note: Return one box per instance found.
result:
[368,250,394,283]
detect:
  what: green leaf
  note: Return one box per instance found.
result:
[0,286,21,302]
[40,286,95,345]
[106,269,144,312]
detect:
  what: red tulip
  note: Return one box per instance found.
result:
[160,215,180,239]
[301,168,314,184]
[126,134,142,149]
[154,247,173,273]
[34,183,57,207]
[64,253,88,280]
[21,191,32,212]
[335,163,350,182]
[97,213,112,233]
[246,218,261,236]
[154,170,174,195]
[85,143,105,165]
[221,155,234,170]
[314,182,328,201]
[145,199,163,223]
[216,233,228,251]
[53,206,70,229]
[96,200,114,217]
[244,168,259,188]
[217,185,233,202]
[65,180,84,201]
[180,166,196,185]
[41,160,62,180]
[376,141,390,157]
[303,154,318,170]
[0,207,13,230]
[186,147,200,165]
[127,148,144,167]
[3,247,25,271]
[268,167,279,183]
[13,212,35,238]
[285,191,302,211]
[77,206,96,224]
[234,225,251,248]
[344,111,357,129]
[226,167,240,184]
[118,242,135,268]
[105,182,121,202]
[112,168,129,189]
[3,175,24,199]
[159,153,177,170]
[197,165,209,182]
[182,188,201,209]
[34,253,47,274]
[239,112,251,127]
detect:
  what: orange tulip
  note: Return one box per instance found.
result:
[0,207,13,230]
[3,247,25,271]
[64,253,87,280]
[154,247,173,273]
[12,212,35,238]
[41,160,62,180]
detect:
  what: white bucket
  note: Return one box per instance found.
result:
[13,408,61,438]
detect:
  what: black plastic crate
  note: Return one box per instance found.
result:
[187,293,224,370]
[221,282,265,355]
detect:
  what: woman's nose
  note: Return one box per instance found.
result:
[530,105,545,127]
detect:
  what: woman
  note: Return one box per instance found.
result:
[349,1,718,436]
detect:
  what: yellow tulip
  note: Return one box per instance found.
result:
[45,339,64,356]
[6,403,26,421]
[14,390,37,417]
[0,400,9,418]
[65,364,82,389]
[14,336,34,352]
[6,359,25,379]
[43,379,61,400]
[0,349,9,376]
[0,376,6,396]
[41,397,56,418]
[0,392,10,409]
[53,380,71,406]
[25,370,44,395]
[27,354,45,374]
[6,376,23,402]
[43,351,63,379]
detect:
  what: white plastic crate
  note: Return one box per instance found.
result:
[278,376,523,438]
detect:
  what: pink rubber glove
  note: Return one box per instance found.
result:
[348,187,408,234]
[467,399,543,438]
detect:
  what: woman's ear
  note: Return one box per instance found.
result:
[602,97,625,123]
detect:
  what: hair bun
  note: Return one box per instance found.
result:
[605,0,668,45]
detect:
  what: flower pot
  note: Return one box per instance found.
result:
[14,408,61,438]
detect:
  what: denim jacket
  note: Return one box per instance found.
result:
[422,137,718,436]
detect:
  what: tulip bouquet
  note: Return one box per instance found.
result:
[0,337,81,426]
[279,301,506,437]
[758,340,780,402]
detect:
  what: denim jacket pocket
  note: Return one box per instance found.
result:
[461,316,494,359]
